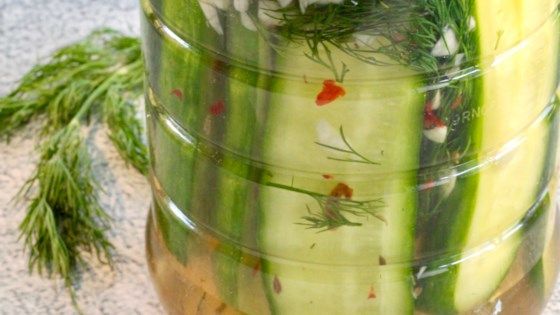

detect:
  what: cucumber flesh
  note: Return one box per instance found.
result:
[453,1,559,310]
[530,95,560,303]
[259,47,424,314]
[418,1,560,312]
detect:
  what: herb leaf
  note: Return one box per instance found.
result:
[267,182,385,231]
[19,122,112,280]
[102,67,148,174]
[2,28,147,308]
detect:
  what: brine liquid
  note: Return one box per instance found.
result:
[146,195,560,315]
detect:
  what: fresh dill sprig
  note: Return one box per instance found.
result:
[102,66,148,174]
[315,126,380,165]
[267,182,385,231]
[18,122,112,308]
[269,0,475,78]
[268,0,436,79]
[266,0,479,228]
[1,28,147,307]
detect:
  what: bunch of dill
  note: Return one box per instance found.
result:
[0,28,147,307]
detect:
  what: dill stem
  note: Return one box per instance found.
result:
[69,59,142,125]
[266,182,322,197]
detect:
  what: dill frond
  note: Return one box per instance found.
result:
[267,182,385,231]
[315,126,380,165]
[103,79,149,175]
[1,28,147,308]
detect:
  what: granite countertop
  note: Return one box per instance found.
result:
[0,0,559,314]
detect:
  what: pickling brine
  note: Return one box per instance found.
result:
[140,0,560,313]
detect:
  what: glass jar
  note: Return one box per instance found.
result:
[141,0,560,314]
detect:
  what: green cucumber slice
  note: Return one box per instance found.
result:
[212,7,273,309]
[259,47,424,314]
[417,1,560,312]
[142,0,222,263]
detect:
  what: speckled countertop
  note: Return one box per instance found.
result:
[0,0,559,314]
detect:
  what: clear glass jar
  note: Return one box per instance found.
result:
[141,0,560,314]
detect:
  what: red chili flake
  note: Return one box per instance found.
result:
[212,60,225,73]
[451,95,463,110]
[392,33,407,43]
[368,286,377,299]
[322,174,333,180]
[273,275,282,294]
[378,255,387,266]
[215,303,227,313]
[209,100,226,116]
[330,182,353,199]
[170,88,184,101]
[252,261,261,277]
[421,180,437,191]
[207,236,221,250]
[316,80,346,106]
[424,100,434,111]
[423,107,445,129]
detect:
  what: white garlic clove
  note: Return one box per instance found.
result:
[240,12,257,31]
[353,33,376,48]
[199,2,224,35]
[431,90,442,110]
[431,26,459,57]
[468,16,476,31]
[423,126,448,143]
[200,0,230,10]
[234,0,249,12]
[316,119,346,150]
[441,170,458,198]
[277,0,293,8]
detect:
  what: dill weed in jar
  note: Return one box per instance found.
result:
[140,0,560,314]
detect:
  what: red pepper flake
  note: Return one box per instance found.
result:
[212,60,225,73]
[252,261,261,277]
[215,303,227,314]
[392,33,407,43]
[368,286,377,299]
[316,80,346,106]
[423,106,445,129]
[378,255,387,266]
[273,275,282,294]
[209,100,226,116]
[207,236,221,250]
[322,174,333,180]
[424,100,434,111]
[421,180,437,191]
[330,182,353,199]
[451,95,463,110]
[170,88,184,101]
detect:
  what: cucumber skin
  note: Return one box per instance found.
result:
[416,1,559,311]
[416,97,558,314]
[528,98,560,304]
[142,0,222,264]
[212,8,267,307]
